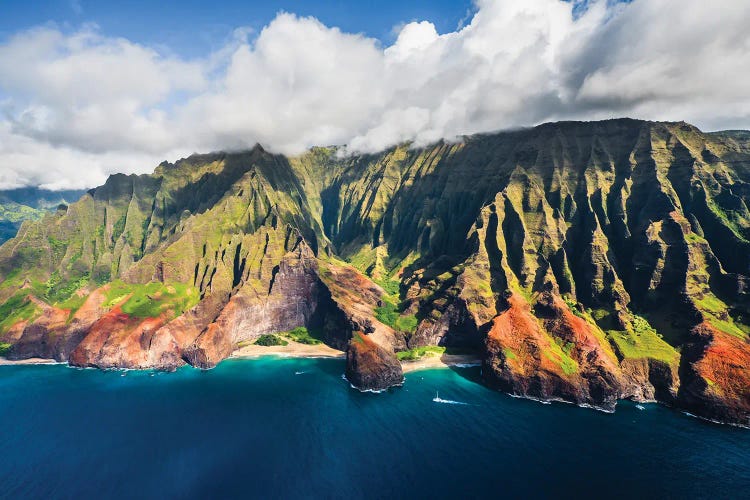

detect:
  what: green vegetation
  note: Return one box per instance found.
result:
[543,334,579,375]
[706,196,749,243]
[563,296,585,318]
[633,315,656,336]
[503,348,518,361]
[374,300,399,325]
[543,349,578,375]
[0,203,44,223]
[103,281,199,319]
[685,232,706,244]
[44,272,90,305]
[396,346,446,361]
[695,293,748,340]
[696,294,727,315]
[344,246,376,274]
[281,326,322,345]
[47,236,67,261]
[57,292,90,317]
[352,332,365,345]
[254,334,288,346]
[374,277,400,297]
[344,246,419,300]
[554,337,575,357]
[374,300,418,333]
[0,293,40,334]
[694,293,748,339]
[0,201,45,244]
[112,215,127,241]
[607,314,680,365]
[0,342,11,356]
[707,317,747,340]
[395,345,477,361]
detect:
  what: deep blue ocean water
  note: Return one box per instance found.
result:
[1,358,748,499]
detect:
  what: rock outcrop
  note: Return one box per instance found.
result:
[345,332,404,391]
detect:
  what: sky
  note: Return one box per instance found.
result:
[0,0,748,190]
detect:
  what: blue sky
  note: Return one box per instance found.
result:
[0,0,476,56]
[0,0,747,189]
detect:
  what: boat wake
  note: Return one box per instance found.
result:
[432,391,469,405]
[294,371,309,375]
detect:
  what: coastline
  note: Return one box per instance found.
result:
[1,349,482,373]
[230,343,482,373]
[2,352,747,428]
[230,341,345,359]
[400,354,482,373]
[0,357,59,366]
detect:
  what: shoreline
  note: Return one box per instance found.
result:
[400,354,482,373]
[2,354,746,428]
[0,357,59,366]
[230,341,345,359]
[1,350,483,374]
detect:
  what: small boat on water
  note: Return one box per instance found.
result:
[433,391,469,405]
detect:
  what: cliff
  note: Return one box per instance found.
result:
[1,119,749,426]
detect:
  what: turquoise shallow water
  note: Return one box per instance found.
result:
[0,358,748,499]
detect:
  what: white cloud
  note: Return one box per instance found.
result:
[0,0,749,189]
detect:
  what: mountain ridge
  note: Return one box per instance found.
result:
[1,118,749,426]
[0,188,86,245]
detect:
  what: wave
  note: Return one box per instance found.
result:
[340,373,396,393]
[294,371,309,375]
[509,393,551,405]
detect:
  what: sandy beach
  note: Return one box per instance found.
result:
[400,354,482,373]
[231,341,345,359]
[0,357,58,366]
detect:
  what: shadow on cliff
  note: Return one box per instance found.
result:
[441,350,485,386]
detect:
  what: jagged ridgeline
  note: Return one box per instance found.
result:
[1,119,749,425]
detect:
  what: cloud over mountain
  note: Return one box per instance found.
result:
[1,0,749,189]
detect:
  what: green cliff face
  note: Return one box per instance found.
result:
[1,119,749,425]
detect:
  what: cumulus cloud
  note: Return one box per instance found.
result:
[0,0,749,189]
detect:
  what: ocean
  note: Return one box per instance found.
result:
[1,357,748,499]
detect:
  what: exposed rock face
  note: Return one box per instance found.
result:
[678,322,750,426]
[7,290,108,361]
[345,332,403,391]
[184,243,327,368]
[1,119,750,424]
[484,293,619,410]
[69,306,167,369]
[620,357,679,403]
